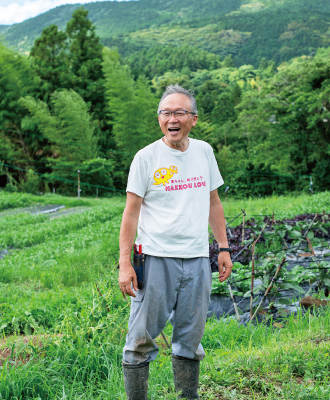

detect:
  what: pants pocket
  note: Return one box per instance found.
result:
[132,290,145,303]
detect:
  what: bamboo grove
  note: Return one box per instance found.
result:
[1,6,330,197]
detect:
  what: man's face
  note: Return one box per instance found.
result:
[158,93,198,150]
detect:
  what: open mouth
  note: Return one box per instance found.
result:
[168,128,180,133]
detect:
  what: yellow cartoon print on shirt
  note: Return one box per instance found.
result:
[153,165,178,186]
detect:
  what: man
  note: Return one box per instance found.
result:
[119,84,232,399]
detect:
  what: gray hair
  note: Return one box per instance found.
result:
[157,84,198,115]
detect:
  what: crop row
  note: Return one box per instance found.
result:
[0,216,121,283]
[0,203,123,336]
[0,212,49,232]
[0,204,124,249]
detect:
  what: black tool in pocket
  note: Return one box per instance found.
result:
[133,244,145,290]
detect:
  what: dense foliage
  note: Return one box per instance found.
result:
[2,0,330,68]
[210,212,330,304]
[1,2,330,195]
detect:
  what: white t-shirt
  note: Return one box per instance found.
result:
[126,138,224,258]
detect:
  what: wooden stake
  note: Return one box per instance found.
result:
[255,219,269,243]
[249,219,269,319]
[77,170,81,199]
[306,237,316,257]
[250,241,256,319]
[226,224,233,239]
[250,257,286,322]
[227,281,240,321]
[160,331,171,350]
[303,213,318,238]
[225,186,230,203]
[241,209,246,245]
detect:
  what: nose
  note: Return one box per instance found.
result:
[168,112,179,122]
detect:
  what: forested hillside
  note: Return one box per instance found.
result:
[2,0,330,67]
[1,0,240,55]
[1,2,330,197]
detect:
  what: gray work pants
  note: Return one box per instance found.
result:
[123,256,212,364]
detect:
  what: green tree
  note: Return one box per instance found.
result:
[223,55,234,68]
[19,169,41,194]
[66,7,112,155]
[0,43,41,186]
[211,91,237,126]
[190,111,216,145]
[66,7,106,122]
[29,24,69,101]
[196,80,225,114]
[127,44,222,79]
[20,90,98,162]
[103,48,161,167]
[19,89,99,192]
[215,48,330,194]
[78,158,115,196]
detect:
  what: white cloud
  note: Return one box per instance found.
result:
[0,0,115,25]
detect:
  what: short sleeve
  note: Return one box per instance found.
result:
[126,153,149,198]
[208,147,224,191]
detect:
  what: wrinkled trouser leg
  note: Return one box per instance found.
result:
[122,256,212,364]
[170,258,211,360]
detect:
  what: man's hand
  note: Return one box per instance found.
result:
[218,251,233,282]
[209,190,233,282]
[119,262,138,298]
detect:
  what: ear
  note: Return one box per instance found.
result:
[192,115,198,127]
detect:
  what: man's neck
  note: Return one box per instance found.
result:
[162,137,189,152]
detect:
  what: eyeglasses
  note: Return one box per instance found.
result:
[158,110,195,119]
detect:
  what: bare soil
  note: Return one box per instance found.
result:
[0,334,62,366]
[300,296,330,308]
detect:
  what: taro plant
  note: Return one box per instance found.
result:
[210,211,330,311]
[242,252,306,310]
[212,262,254,296]
[287,261,330,297]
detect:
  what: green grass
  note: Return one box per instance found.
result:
[201,309,330,399]
[222,191,330,220]
[0,205,124,249]
[0,191,125,211]
[0,190,329,399]
[1,304,330,399]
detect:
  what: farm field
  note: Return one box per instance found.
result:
[0,191,330,399]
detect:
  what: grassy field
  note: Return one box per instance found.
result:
[0,190,329,399]
[222,191,330,220]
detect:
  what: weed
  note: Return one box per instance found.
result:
[0,191,329,399]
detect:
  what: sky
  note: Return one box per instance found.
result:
[0,0,118,25]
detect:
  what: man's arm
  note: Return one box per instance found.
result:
[119,192,143,297]
[209,189,233,282]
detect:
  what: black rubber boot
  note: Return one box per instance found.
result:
[122,361,149,400]
[172,354,200,399]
